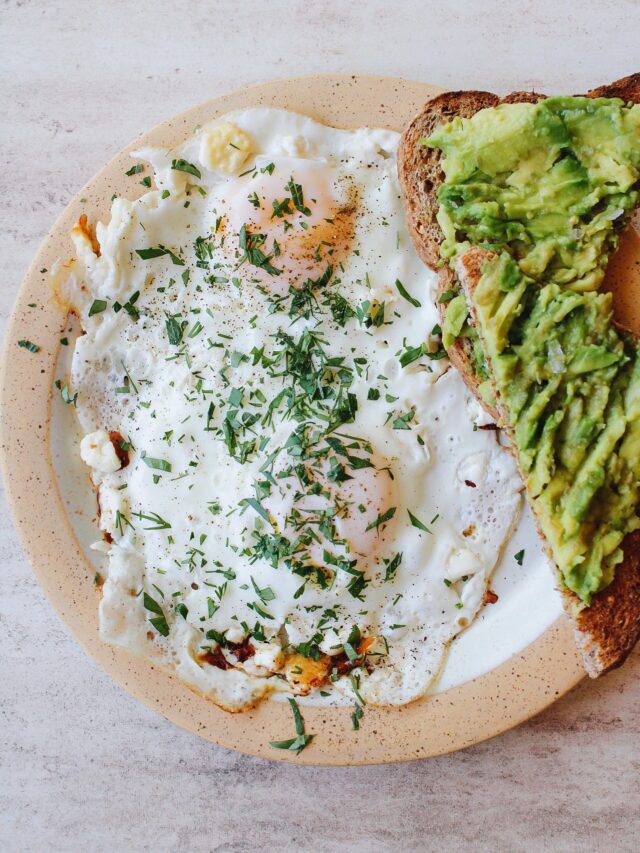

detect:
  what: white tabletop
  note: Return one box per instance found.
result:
[2,1,639,850]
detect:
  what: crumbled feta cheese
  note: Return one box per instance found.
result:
[80,430,120,473]
[199,122,253,175]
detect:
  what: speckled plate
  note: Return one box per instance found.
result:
[1,75,607,764]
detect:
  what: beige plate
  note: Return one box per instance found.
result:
[10,73,638,765]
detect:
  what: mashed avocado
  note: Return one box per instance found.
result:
[474,254,640,602]
[425,96,640,602]
[427,96,640,290]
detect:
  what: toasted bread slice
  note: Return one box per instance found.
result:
[397,74,640,419]
[456,247,640,676]
[397,77,640,676]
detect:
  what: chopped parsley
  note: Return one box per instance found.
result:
[365,506,396,533]
[55,379,77,406]
[270,697,313,755]
[250,576,276,603]
[141,453,172,472]
[165,315,185,345]
[238,225,282,276]
[391,408,415,430]
[171,158,202,179]
[175,602,189,619]
[407,509,431,533]
[143,592,170,637]
[88,299,107,317]
[383,552,402,582]
[399,342,428,368]
[136,246,184,266]
[285,176,311,216]
[17,339,40,353]
[395,278,421,308]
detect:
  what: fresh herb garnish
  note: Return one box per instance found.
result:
[55,379,77,406]
[270,697,313,755]
[171,158,202,179]
[285,176,311,216]
[350,670,366,730]
[383,552,402,582]
[135,246,184,266]
[88,299,107,316]
[365,506,396,533]
[114,290,140,320]
[392,408,415,430]
[251,576,276,603]
[399,342,428,368]
[395,279,421,308]
[17,339,40,353]
[238,225,282,276]
[408,509,431,533]
[165,315,185,345]
[131,510,171,530]
[143,592,170,637]
[239,497,271,523]
[141,453,172,472]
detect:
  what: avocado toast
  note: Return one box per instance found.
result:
[398,74,640,676]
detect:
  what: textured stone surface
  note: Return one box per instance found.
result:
[1,1,639,850]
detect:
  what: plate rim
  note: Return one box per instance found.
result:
[0,73,584,765]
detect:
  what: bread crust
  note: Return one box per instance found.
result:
[397,90,543,421]
[397,74,640,417]
[398,75,640,676]
[456,248,640,677]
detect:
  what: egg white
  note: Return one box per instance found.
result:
[66,109,522,711]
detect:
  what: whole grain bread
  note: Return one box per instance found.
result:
[397,75,640,676]
[397,74,640,419]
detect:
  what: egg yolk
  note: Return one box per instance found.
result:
[222,161,356,294]
[264,445,398,568]
[332,453,398,559]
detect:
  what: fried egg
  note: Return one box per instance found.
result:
[65,109,523,711]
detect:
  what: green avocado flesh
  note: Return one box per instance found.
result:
[475,254,640,603]
[425,96,640,602]
[427,96,640,288]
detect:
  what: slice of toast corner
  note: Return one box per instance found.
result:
[456,247,640,677]
[397,89,543,421]
[397,74,640,420]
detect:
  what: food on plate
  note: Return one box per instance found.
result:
[60,109,524,712]
[399,74,640,675]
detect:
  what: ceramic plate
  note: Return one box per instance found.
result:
[10,74,633,765]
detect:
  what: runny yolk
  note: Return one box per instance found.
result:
[223,162,357,294]
[332,451,399,559]
[264,447,398,565]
